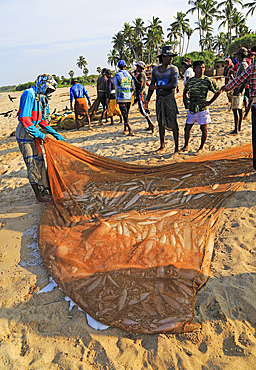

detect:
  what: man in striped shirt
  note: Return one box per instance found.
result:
[222,46,256,170]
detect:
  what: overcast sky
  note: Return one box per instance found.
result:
[0,0,254,86]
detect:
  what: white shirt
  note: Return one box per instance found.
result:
[184,67,195,86]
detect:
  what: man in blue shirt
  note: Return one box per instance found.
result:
[115,60,135,136]
[16,74,65,202]
[70,78,92,130]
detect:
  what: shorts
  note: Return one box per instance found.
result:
[118,102,131,124]
[108,99,121,117]
[186,109,211,125]
[231,95,244,110]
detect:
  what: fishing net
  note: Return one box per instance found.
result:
[38,139,253,333]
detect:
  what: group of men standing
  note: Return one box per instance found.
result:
[15,45,256,203]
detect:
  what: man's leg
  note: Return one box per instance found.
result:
[75,112,79,130]
[119,102,133,134]
[252,106,256,170]
[238,108,243,131]
[137,92,154,133]
[181,123,193,151]
[231,109,239,134]
[198,124,207,151]
[158,124,166,151]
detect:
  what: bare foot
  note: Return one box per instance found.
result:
[180,146,188,152]
[36,195,50,203]
[157,146,166,152]
[196,147,204,153]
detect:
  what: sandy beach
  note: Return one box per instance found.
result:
[1,81,256,369]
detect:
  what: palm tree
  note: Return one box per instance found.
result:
[132,18,146,61]
[187,0,204,50]
[68,70,74,78]
[185,28,194,54]
[213,32,228,55]
[112,32,125,59]
[169,12,190,55]
[243,0,256,16]
[83,67,89,78]
[231,10,246,38]
[96,67,102,75]
[219,0,243,48]
[76,56,88,75]
[123,22,138,60]
[107,49,120,69]
[146,16,164,56]
[199,0,221,32]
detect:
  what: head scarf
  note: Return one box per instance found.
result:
[36,74,57,96]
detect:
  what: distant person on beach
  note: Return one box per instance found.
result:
[144,46,179,153]
[181,57,195,86]
[129,61,155,133]
[229,47,248,134]
[70,78,92,130]
[97,68,108,124]
[115,60,135,136]
[16,74,65,203]
[221,46,256,170]
[223,58,233,104]
[182,60,221,152]
[105,69,122,125]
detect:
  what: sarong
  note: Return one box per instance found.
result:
[156,93,179,130]
[108,99,121,117]
[75,98,88,115]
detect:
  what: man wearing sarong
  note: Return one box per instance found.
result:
[115,60,135,136]
[16,74,65,203]
[97,68,108,124]
[129,61,154,133]
[145,46,179,153]
[221,45,256,170]
[230,47,248,134]
[105,69,122,125]
[70,78,92,130]
[182,60,221,152]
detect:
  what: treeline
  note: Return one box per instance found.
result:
[1,74,101,93]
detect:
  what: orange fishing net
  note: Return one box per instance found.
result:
[38,140,253,333]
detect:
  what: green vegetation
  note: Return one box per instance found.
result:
[173,51,216,71]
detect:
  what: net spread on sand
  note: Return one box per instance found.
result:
[38,139,253,333]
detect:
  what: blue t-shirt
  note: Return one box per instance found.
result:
[70,84,89,102]
[114,70,133,101]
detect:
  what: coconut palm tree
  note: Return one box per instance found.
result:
[123,22,138,60]
[107,49,120,69]
[76,56,88,75]
[132,18,146,61]
[187,0,204,50]
[112,32,125,59]
[68,70,74,78]
[199,0,221,32]
[169,12,190,55]
[218,0,243,48]
[146,16,164,56]
[231,10,246,38]
[185,27,194,54]
[96,67,102,75]
[243,0,256,16]
[213,32,228,55]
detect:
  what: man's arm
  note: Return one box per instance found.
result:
[224,64,251,92]
[183,82,189,109]
[145,70,157,105]
[201,78,221,108]
[70,87,74,110]
[83,86,91,106]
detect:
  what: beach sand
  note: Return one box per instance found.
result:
[0,82,256,369]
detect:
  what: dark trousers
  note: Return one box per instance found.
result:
[119,102,131,124]
[252,106,256,170]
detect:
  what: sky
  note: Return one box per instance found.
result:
[0,0,254,86]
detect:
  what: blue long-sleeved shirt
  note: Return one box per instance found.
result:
[70,83,90,103]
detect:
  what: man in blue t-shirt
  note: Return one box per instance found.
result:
[70,78,92,130]
[114,60,135,136]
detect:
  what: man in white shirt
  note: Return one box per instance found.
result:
[181,58,195,86]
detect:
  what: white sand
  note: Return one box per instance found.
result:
[0,82,256,369]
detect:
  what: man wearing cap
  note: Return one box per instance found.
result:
[16,74,65,202]
[105,69,122,125]
[145,46,179,153]
[70,78,92,130]
[182,60,221,153]
[97,68,108,124]
[181,58,195,86]
[230,47,248,134]
[114,60,135,136]
[129,61,154,132]
[221,45,256,170]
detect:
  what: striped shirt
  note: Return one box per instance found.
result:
[225,62,256,107]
